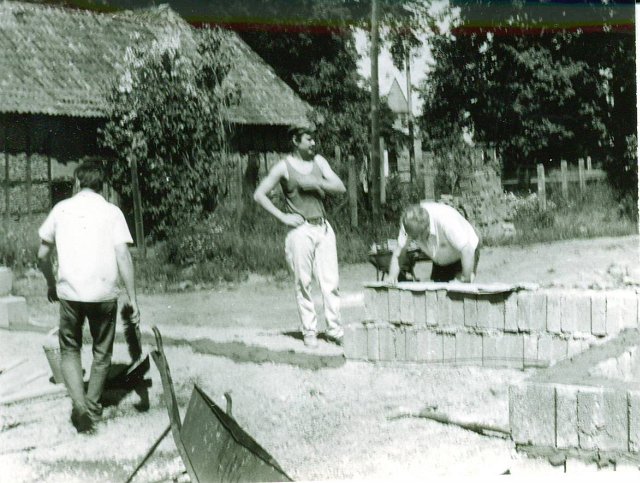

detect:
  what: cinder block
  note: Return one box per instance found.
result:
[366,323,379,361]
[388,288,401,323]
[476,293,505,330]
[577,387,628,452]
[343,323,368,360]
[0,267,12,296]
[483,333,523,369]
[561,292,592,335]
[504,293,518,333]
[399,289,414,325]
[412,292,427,326]
[436,290,452,327]
[448,292,465,327]
[394,327,406,361]
[606,291,638,334]
[374,288,389,323]
[463,295,478,328]
[424,291,438,326]
[455,331,482,366]
[629,390,640,452]
[555,385,579,449]
[523,334,538,367]
[442,333,455,364]
[0,296,28,328]
[537,334,567,365]
[590,292,607,336]
[364,288,378,322]
[509,383,556,446]
[405,327,419,362]
[416,329,442,363]
[546,292,562,334]
[378,324,395,361]
[517,291,547,332]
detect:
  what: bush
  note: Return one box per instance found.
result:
[0,215,44,274]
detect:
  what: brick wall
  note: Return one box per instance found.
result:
[344,283,640,368]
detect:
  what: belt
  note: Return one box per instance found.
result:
[306,217,326,226]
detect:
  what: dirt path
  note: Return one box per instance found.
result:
[2,235,639,482]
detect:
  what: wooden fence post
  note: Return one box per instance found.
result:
[3,124,8,219]
[347,154,358,228]
[130,157,145,258]
[578,158,586,192]
[560,160,568,198]
[537,163,546,210]
[379,137,386,205]
[586,156,592,172]
[26,126,31,215]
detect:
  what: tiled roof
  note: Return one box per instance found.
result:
[0,1,311,126]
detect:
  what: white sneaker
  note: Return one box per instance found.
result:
[303,334,319,348]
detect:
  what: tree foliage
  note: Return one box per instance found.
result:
[419,0,636,197]
[99,27,236,238]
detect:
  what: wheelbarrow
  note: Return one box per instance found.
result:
[368,241,430,282]
[125,326,292,483]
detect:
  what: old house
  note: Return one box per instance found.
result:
[0,1,311,216]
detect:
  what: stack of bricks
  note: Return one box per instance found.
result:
[509,329,640,458]
[0,267,28,328]
[343,282,640,369]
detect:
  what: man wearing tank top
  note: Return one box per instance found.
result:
[254,127,346,348]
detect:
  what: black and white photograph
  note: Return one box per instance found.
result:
[0,0,638,481]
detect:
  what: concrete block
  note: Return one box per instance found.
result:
[523,334,538,367]
[0,267,12,296]
[483,333,523,369]
[399,290,414,325]
[378,324,396,361]
[436,290,452,327]
[388,288,401,323]
[606,290,639,334]
[463,295,478,328]
[442,333,455,364]
[343,323,368,360]
[0,296,28,328]
[374,288,389,323]
[510,383,556,446]
[561,292,592,335]
[504,293,518,333]
[405,327,419,362]
[455,332,482,366]
[629,390,640,452]
[590,292,607,336]
[424,291,438,326]
[555,384,579,449]
[416,330,442,363]
[567,338,591,359]
[537,334,568,365]
[577,387,628,452]
[476,293,505,330]
[394,327,406,361]
[366,323,379,361]
[546,291,563,334]
[412,292,427,326]
[448,292,465,327]
[517,291,547,333]
[364,288,378,322]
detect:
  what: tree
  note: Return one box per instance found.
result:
[100,27,236,238]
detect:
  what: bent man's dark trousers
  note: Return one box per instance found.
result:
[58,299,117,416]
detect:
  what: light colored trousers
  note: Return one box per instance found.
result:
[285,221,342,338]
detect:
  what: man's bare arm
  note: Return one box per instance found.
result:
[37,242,58,302]
[254,161,304,227]
[115,243,140,322]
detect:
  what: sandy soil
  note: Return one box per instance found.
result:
[1,235,639,482]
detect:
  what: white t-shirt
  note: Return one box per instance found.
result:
[38,189,133,302]
[398,201,479,266]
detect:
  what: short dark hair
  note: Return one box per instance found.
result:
[74,157,104,191]
[288,125,315,145]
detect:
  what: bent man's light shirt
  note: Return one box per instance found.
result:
[38,190,133,302]
[397,201,479,266]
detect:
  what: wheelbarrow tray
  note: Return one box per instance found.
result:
[368,248,429,278]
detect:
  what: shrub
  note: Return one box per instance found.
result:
[0,216,43,274]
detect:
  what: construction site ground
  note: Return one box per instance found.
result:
[1,235,639,482]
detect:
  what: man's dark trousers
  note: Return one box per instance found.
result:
[58,299,117,418]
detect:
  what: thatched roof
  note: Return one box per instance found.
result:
[0,1,311,126]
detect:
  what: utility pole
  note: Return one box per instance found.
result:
[405,47,416,183]
[370,0,381,219]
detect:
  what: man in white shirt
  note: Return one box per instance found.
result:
[38,158,140,433]
[388,202,481,283]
